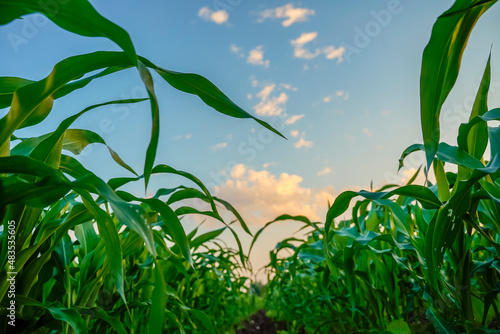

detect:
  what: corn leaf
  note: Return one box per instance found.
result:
[419,0,496,172]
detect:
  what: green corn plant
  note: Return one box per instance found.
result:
[255,0,500,333]
[255,188,426,333]
[0,0,284,332]
[261,168,499,332]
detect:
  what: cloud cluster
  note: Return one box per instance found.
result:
[214,164,335,225]
[337,90,349,100]
[231,44,270,68]
[316,167,332,176]
[291,32,345,63]
[262,162,275,169]
[173,134,192,140]
[280,83,298,91]
[258,4,315,27]
[324,90,349,103]
[286,114,305,125]
[294,132,314,149]
[211,142,227,151]
[198,7,229,25]
[247,45,270,68]
[253,84,288,116]
[291,32,320,59]
[230,44,244,57]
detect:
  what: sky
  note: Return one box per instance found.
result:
[1,1,500,280]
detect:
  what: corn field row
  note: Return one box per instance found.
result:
[1,0,499,333]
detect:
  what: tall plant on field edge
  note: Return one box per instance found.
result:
[252,0,500,333]
[0,1,283,333]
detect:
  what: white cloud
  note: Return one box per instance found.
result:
[231,163,246,178]
[317,167,332,176]
[174,134,192,140]
[262,162,275,169]
[290,130,299,137]
[258,4,315,27]
[294,132,313,148]
[324,91,348,103]
[247,45,270,68]
[198,6,229,25]
[236,47,270,68]
[291,32,320,59]
[363,128,373,137]
[247,93,252,100]
[213,164,335,225]
[257,84,275,101]
[280,83,298,91]
[286,114,305,125]
[337,90,349,100]
[294,32,317,44]
[198,7,211,19]
[381,110,391,116]
[323,45,346,63]
[291,32,345,63]
[211,11,229,24]
[211,142,227,151]
[253,84,288,116]
[230,43,244,57]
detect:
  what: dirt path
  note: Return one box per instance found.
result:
[236,310,307,334]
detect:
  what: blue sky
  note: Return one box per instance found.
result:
[2,1,500,278]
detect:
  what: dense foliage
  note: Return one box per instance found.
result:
[0,0,499,333]
[0,0,273,333]
[257,1,500,332]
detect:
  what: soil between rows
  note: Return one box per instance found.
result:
[236,309,307,334]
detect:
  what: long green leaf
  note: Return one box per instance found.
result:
[148,261,167,334]
[0,0,137,63]
[419,0,496,172]
[466,54,491,159]
[78,191,126,303]
[116,190,191,264]
[17,297,89,334]
[139,57,286,140]
[0,76,34,108]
